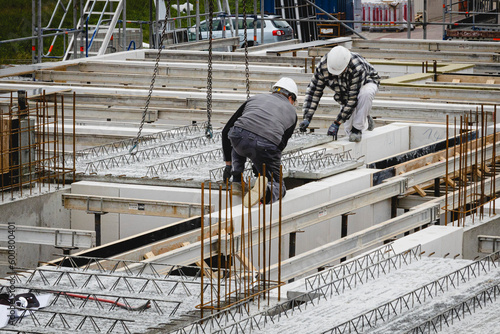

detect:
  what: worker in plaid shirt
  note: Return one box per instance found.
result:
[299,46,380,142]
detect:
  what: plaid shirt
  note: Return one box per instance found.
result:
[302,52,380,124]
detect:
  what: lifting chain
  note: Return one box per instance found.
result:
[130,0,171,155]
[205,0,214,139]
[243,0,250,99]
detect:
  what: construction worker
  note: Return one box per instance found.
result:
[222,77,298,207]
[299,45,380,142]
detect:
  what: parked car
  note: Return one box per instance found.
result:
[188,15,294,47]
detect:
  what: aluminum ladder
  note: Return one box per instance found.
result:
[64,0,123,61]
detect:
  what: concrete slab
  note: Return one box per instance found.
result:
[392,225,463,259]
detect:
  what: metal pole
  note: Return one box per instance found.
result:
[73,0,78,59]
[95,213,101,246]
[80,0,84,57]
[293,0,302,42]
[442,0,446,39]
[340,214,348,262]
[149,0,153,48]
[261,0,264,45]
[423,0,427,39]
[200,183,204,319]
[288,232,296,283]
[305,0,367,40]
[155,0,159,49]
[407,0,412,39]
[122,0,127,51]
[32,0,36,64]
[38,0,43,63]
[196,0,200,42]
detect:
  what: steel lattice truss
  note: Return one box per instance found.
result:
[304,243,395,290]
[301,150,353,171]
[20,266,198,297]
[171,245,421,334]
[4,306,135,334]
[0,254,233,334]
[325,250,500,334]
[407,282,500,334]
[85,132,222,174]
[146,148,223,177]
[65,122,210,165]
[281,148,326,169]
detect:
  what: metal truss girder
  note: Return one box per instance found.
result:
[0,224,95,248]
[407,283,500,334]
[146,148,223,177]
[207,246,422,334]
[67,122,209,165]
[84,132,221,174]
[62,194,211,218]
[329,251,500,333]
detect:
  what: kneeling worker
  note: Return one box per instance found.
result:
[222,77,298,207]
[299,45,380,142]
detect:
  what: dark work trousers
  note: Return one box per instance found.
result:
[228,126,285,203]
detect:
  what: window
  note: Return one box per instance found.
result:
[272,19,290,28]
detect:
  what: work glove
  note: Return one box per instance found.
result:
[327,122,340,140]
[299,119,310,132]
[223,165,232,183]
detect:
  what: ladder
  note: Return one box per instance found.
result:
[64,0,123,61]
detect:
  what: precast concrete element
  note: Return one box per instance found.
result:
[353,38,500,54]
[62,194,211,218]
[0,224,95,248]
[311,46,500,63]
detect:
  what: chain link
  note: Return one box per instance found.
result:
[130,0,172,155]
[205,0,214,139]
[243,0,250,99]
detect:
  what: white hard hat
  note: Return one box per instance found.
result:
[272,77,298,101]
[327,46,351,75]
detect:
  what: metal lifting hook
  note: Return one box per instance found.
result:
[129,139,139,155]
[205,124,213,139]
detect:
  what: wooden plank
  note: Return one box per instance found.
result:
[143,251,155,259]
[412,185,427,197]
[0,117,9,174]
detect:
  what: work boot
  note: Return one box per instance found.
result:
[367,115,375,131]
[349,127,362,142]
[244,175,268,208]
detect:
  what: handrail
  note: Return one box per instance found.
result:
[127,40,136,50]
[87,0,111,54]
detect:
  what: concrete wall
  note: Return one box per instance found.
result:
[462,210,500,260]
[0,188,71,278]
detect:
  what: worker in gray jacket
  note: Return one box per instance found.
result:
[222,77,298,207]
[299,45,380,142]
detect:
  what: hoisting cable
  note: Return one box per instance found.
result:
[129,0,171,155]
[205,0,214,139]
